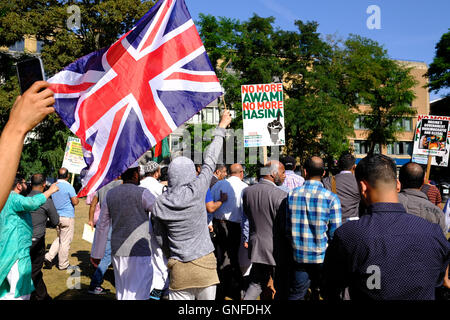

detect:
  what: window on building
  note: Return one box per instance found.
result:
[395,118,412,131]
[213,107,220,124]
[206,108,213,124]
[354,116,368,130]
[402,118,412,131]
[36,40,44,53]
[387,141,413,156]
[353,140,380,154]
[171,136,181,152]
[9,40,24,52]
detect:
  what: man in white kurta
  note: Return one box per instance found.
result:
[140,161,169,299]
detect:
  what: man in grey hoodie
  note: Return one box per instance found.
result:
[151,110,232,300]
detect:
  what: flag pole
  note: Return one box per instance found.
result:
[425,153,432,182]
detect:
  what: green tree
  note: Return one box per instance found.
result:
[343,35,417,155]
[276,21,356,164]
[427,29,450,96]
[0,0,154,178]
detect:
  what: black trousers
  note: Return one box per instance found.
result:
[30,237,50,300]
[212,219,243,300]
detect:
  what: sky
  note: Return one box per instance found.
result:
[187,0,450,101]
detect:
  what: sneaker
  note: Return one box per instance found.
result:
[88,286,109,295]
[43,259,53,269]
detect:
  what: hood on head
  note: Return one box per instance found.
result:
[168,156,197,188]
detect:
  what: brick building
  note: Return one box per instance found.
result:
[351,60,430,166]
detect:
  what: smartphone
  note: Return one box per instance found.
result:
[16,57,45,94]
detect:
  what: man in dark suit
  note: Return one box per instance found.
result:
[242,160,289,300]
[323,152,361,223]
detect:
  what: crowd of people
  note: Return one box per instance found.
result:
[0,84,449,301]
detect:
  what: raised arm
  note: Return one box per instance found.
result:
[195,110,232,190]
[0,81,55,211]
[14,182,59,213]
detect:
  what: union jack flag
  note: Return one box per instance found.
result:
[48,0,223,197]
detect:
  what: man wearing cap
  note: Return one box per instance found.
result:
[140,161,164,198]
[140,161,169,300]
[280,156,304,192]
[91,162,157,300]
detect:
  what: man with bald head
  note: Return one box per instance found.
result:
[242,160,288,300]
[287,156,342,300]
[44,167,79,270]
[210,163,248,300]
[322,154,450,300]
[398,162,447,234]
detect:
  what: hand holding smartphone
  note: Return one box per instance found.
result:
[16,57,45,94]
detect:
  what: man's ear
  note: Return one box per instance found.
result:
[396,179,401,193]
[359,180,368,197]
[303,169,307,179]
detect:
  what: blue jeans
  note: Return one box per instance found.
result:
[90,227,112,288]
[288,263,322,300]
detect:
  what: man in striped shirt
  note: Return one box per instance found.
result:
[286,156,342,300]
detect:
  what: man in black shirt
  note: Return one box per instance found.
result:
[28,174,59,300]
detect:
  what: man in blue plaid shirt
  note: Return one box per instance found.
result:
[287,156,342,300]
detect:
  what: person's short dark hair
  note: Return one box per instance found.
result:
[12,174,25,190]
[281,156,296,171]
[338,152,356,171]
[304,156,324,177]
[399,162,425,190]
[121,167,139,181]
[58,168,69,179]
[159,167,168,182]
[31,174,46,187]
[214,164,227,173]
[355,154,397,188]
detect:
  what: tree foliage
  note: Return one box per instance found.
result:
[0,4,419,178]
[197,14,417,166]
[0,0,154,178]
[427,29,450,96]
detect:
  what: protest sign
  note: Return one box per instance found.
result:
[62,136,87,174]
[412,115,450,157]
[241,83,285,148]
[412,115,450,168]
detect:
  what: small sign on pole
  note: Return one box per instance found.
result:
[62,136,87,175]
[412,115,450,169]
[241,83,286,148]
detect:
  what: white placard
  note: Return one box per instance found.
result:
[82,223,95,244]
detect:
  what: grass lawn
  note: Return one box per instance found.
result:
[43,198,116,300]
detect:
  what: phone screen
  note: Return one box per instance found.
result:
[16,58,45,94]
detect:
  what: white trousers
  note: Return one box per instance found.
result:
[0,260,30,300]
[112,256,153,300]
[150,227,169,292]
[169,285,217,300]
